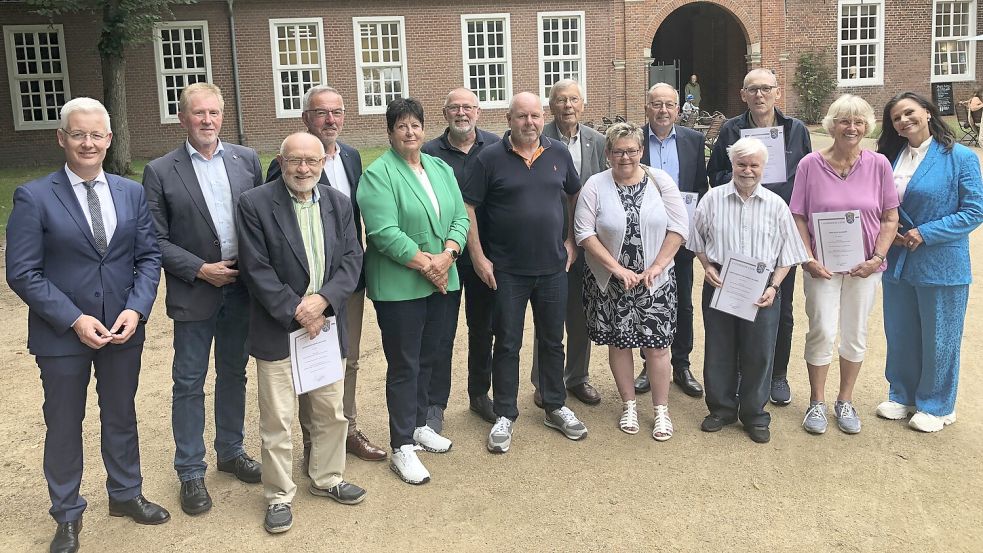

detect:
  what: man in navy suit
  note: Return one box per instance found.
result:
[6,97,168,553]
[266,85,386,462]
[633,82,709,398]
[143,83,264,516]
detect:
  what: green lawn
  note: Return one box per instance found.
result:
[0,146,389,232]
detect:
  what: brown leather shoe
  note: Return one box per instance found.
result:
[567,382,601,405]
[346,430,387,461]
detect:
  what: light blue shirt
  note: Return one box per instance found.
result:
[186,140,237,259]
[647,126,680,187]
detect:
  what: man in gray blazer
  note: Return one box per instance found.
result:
[531,79,606,407]
[237,132,366,534]
[634,82,709,398]
[143,83,263,516]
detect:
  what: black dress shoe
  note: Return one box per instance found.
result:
[108,494,171,525]
[309,480,367,505]
[567,382,601,405]
[469,394,497,424]
[51,518,81,553]
[673,367,704,398]
[218,453,262,484]
[746,425,771,443]
[180,477,212,515]
[700,414,737,432]
[634,368,651,394]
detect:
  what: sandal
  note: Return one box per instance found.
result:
[652,404,673,441]
[619,400,639,434]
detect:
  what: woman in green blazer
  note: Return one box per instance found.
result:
[356,97,469,485]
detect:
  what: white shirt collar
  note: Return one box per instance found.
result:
[185,139,225,160]
[65,164,107,187]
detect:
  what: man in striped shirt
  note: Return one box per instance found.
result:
[689,137,810,444]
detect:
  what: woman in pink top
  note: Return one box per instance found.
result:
[789,94,900,435]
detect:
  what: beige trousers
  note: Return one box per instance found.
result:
[300,289,364,440]
[256,356,347,505]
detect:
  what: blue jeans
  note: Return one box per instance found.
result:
[172,284,250,481]
[492,270,568,420]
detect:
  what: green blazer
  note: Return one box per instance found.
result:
[357,148,470,301]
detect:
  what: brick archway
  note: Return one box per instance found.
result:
[641,0,755,47]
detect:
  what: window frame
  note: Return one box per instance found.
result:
[3,24,72,131]
[836,0,885,87]
[269,17,327,119]
[930,0,977,83]
[460,13,513,110]
[352,16,409,115]
[153,21,213,124]
[537,10,587,106]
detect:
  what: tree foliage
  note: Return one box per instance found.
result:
[792,52,837,125]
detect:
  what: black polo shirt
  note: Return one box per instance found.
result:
[462,132,581,276]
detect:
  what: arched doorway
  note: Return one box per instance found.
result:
[650,2,748,116]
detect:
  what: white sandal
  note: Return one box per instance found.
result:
[619,400,639,434]
[652,405,673,441]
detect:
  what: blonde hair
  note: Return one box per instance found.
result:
[821,94,876,136]
[179,83,224,114]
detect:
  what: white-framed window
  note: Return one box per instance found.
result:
[837,0,884,86]
[353,16,408,115]
[269,18,327,118]
[153,21,212,124]
[460,14,512,109]
[3,24,71,131]
[931,0,977,82]
[537,11,586,104]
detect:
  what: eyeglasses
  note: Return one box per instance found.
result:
[61,130,109,142]
[444,104,477,113]
[554,96,582,105]
[282,157,324,167]
[304,109,345,119]
[743,85,777,95]
[836,118,867,127]
[610,148,641,158]
[647,102,677,110]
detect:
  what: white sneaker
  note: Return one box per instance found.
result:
[876,400,915,420]
[544,406,588,440]
[390,445,430,485]
[487,417,513,453]
[908,411,956,433]
[413,425,452,453]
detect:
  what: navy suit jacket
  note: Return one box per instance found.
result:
[6,169,162,356]
[143,142,263,321]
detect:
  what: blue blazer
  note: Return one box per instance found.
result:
[6,170,162,356]
[887,141,983,286]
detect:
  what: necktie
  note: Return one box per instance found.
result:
[82,180,108,255]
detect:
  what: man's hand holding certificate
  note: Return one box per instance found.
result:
[811,210,864,274]
[289,317,344,395]
[709,252,774,322]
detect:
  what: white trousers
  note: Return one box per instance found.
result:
[803,271,881,365]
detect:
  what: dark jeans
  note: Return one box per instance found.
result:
[459,263,496,400]
[531,252,591,387]
[428,289,461,410]
[38,345,144,522]
[772,265,796,380]
[701,282,781,428]
[492,270,567,419]
[375,292,453,449]
[171,284,250,481]
[671,252,695,370]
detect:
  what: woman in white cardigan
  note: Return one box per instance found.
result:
[574,123,689,440]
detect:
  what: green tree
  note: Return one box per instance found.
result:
[792,52,837,125]
[28,0,195,175]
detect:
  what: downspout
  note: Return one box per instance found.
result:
[227,0,246,145]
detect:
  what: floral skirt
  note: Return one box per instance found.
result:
[583,266,677,349]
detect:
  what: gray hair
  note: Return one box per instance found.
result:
[279,132,326,156]
[303,85,343,111]
[60,97,111,133]
[821,93,876,136]
[647,82,680,104]
[727,137,769,164]
[549,78,582,103]
[604,122,644,152]
[444,87,479,107]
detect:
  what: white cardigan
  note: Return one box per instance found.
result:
[574,165,689,294]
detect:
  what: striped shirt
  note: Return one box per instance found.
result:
[689,181,809,270]
[287,185,325,296]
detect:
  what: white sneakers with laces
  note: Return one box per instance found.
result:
[390,444,430,485]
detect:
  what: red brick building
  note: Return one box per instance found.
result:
[1,0,979,166]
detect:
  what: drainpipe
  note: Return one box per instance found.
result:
[227,0,246,145]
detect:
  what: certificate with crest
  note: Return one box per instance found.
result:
[739,126,787,185]
[812,210,865,273]
[710,252,771,322]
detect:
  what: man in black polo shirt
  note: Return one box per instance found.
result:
[462,91,588,454]
[421,87,501,431]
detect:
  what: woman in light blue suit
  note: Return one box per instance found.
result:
[875,92,983,432]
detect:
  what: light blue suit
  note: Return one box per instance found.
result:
[883,140,983,416]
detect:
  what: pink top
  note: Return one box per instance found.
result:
[790,149,900,272]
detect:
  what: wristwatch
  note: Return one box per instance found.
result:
[443,247,460,260]
[768,283,780,293]
[871,252,886,262]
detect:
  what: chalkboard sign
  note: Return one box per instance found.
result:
[934,82,954,116]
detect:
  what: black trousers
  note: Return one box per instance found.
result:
[772,266,796,380]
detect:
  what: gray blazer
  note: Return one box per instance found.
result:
[543,121,606,184]
[144,142,263,321]
[236,179,362,361]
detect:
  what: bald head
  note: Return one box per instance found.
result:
[507,92,545,147]
[278,132,326,200]
[443,87,481,138]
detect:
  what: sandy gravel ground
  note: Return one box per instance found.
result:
[1,138,981,552]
